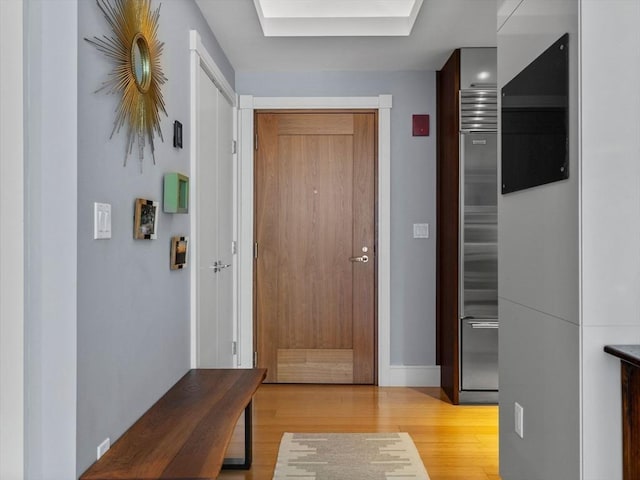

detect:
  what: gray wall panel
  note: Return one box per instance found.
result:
[236,71,437,366]
[76,0,234,474]
[497,0,580,478]
[498,0,580,326]
[499,300,580,480]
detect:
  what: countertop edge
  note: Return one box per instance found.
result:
[604,345,640,368]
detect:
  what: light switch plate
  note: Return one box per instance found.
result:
[413,223,429,239]
[94,202,112,239]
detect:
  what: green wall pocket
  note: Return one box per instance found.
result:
[164,173,189,213]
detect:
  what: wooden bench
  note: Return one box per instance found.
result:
[80,368,267,480]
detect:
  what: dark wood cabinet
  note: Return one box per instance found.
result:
[604,345,640,480]
[436,49,461,405]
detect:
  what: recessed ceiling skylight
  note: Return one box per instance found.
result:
[253,0,424,37]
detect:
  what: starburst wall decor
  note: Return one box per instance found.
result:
[86,0,168,171]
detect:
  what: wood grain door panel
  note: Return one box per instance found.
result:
[351,113,376,383]
[277,135,353,350]
[277,113,354,135]
[255,112,376,384]
[277,349,354,383]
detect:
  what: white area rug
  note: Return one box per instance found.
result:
[272,432,430,480]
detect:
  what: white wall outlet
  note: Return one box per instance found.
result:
[94,202,112,240]
[97,437,110,460]
[514,402,524,438]
[413,223,429,239]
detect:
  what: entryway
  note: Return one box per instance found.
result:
[237,95,393,385]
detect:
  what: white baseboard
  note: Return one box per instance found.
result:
[382,365,441,387]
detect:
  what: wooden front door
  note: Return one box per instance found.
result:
[255,111,376,384]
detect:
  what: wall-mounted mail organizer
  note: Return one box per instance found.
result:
[164,173,189,214]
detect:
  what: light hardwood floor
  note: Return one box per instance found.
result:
[218,384,500,480]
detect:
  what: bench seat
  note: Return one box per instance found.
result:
[80,368,267,480]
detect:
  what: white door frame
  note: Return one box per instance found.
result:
[0,0,24,477]
[237,95,394,385]
[189,31,238,367]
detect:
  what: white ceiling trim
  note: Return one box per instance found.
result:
[253,0,424,36]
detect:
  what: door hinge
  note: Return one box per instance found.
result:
[253,351,258,367]
[232,341,237,355]
[253,242,259,259]
[254,133,258,151]
[232,140,237,155]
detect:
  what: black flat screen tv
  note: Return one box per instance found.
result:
[501,33,569,194]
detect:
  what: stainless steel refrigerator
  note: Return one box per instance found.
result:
[458,89,498,404]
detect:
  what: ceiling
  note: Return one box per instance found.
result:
[252,0,425,37]
[196,0,497,73]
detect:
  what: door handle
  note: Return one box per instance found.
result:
[208,261,231,273]
[349,255,369,263]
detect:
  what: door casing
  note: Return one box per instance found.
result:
[238,95,395,385]
[1,0,24,476]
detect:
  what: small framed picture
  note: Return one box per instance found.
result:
[173,121,183,149]
[170,236,189,270]
[133,198,159,239]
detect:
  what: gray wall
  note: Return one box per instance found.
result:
[236,71,437,366]
[580,1,640,478]
[76,0,233,475]
[497,0,580,478]
[25,1,78,478]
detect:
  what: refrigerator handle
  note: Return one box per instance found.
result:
[470,321,499,329]
[458,132,466,318]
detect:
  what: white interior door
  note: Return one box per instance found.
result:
[196,64,235,368]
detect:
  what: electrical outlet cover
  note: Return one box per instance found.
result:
[97,437,110,460]
[514,402,524,438]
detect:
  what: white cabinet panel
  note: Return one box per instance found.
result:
[580,0,640,328]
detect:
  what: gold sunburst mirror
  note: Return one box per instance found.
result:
[86,0,167,171]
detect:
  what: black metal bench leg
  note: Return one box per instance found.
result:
[222,400,252,470]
